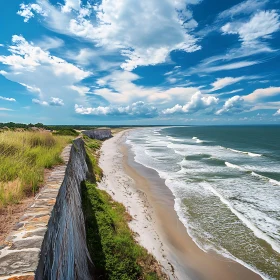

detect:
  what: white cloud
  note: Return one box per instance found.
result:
[217,88,244,95]
[221,10,280,47]
[244,87,280,102]
[70,85,90,96]
[32,98,49,106]
[18,0,201,70]
[0,35,90,80]
[49,97,64,106]
[93,70,200,105]
[32,97,64,106]
[67,48,97,66]
[75,101,158,118]
[252,101,280,110]
[65,47,121,71]
[36,36,64,50]
[0,108,13,111]
[61,0,81,13]
[189,44,274,75]
[216,96,248,115]
[274,109,280,116]
[0,96,16,102]
[211,77,244,91]
[218,0,268,20]
[0,35,91,105]
[19,83,41,94]
[96,0,201,70]
[193,6,279,76]
[191,60,259,74]
[17,3,46,22]
[162,92,218,114]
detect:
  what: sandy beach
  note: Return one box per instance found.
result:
[98,129,263,280]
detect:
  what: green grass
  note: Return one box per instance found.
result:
[82,182,162,280]
[83,135,102,151]
[83,136,103,182]
[52,128,79,136]
[82,139,166,280]
[0,131,73,208]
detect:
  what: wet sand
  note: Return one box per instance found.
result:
[98,130,263,280]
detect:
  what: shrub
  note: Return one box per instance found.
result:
[52,129,79,137]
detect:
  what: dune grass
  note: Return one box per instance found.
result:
[82,138,166,280]
[0,131,73,208]
[83,136,103,182]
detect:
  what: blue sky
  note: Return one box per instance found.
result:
[0,0,280,125]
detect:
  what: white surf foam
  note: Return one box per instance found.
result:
[166,136,185,142]
[173,194,271,280]
[126,129,279,280]
[225,161,244,170]
[227,148,262,157]
[203,182,280,255]
[251,172,280,186]
[192,136,204,143]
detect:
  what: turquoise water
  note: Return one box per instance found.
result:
[127,126,280,280]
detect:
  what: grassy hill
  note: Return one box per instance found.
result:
[0,131,73,208]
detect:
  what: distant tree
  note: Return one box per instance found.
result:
[34,123,45,128]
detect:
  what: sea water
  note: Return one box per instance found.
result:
[126,126,280,280]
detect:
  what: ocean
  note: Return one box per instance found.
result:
[126,126,280,280]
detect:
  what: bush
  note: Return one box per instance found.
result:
[53,129,79,137]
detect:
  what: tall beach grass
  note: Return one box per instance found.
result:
[0,131,73,208]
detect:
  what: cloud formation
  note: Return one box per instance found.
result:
[17,3,46,22]
[244,87,280,102]
[0,35,91,105]
[18,0,201,70]
[5,0,280,123]
[75,101,158,118]
[162,92,218,114]
[0,108,13,111]
[216,96,248,115]
[0,96,16,102]
[221,10,280,47]
[33,97,64,106]
[218,0,268,20]
[93,70,200,104]
[32,98,48,106]
[49,97,64,106]
[210,77,244,91]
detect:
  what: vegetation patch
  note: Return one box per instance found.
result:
[82,140,166,280]
[83,136,103,182]
[0,131,73,208]
[53,128,79,136]
[82,182,164,280]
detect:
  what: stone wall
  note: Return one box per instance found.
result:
[0,138,92,280]
[82,129,112,140]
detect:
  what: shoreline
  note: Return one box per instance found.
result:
[98,130,263,280]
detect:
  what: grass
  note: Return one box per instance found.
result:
[0,131,73,208]
[82,182,163,280]
[52,128,79,136]
[82,139,166,280]
[83,136,103,182]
